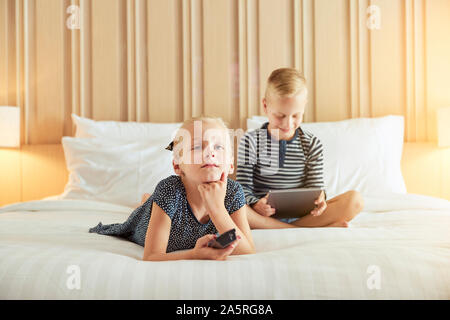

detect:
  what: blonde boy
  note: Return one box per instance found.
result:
[236,68,364,229]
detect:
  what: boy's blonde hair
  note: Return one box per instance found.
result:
[264,68,307,100]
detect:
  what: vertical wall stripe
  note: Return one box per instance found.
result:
[62,0,72,136]
[191,0,203,117]
[135,0,147,122]
[23,0,35,144]
[70,0,80,124]
[80,0,91,118]
[6,0,16,106]
[405,0,415,142]
[182,0,192,120]
[238,0,248,129]
[293,0,303,73]
[413,0,426,142]
[349,0,360,118]
[246,0,259,118]
[118,0,127,121]
[302,0,315,122]
[359,0,371,118]
[15,0,25,145]
[126,0,136,121]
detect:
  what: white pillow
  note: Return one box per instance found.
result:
[245,115,406,198]
[72,114,182,143]
[58,136,175,208]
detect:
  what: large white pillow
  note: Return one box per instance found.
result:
[245,115,406,198]
[72,114,182,142]
[58,137,175,208]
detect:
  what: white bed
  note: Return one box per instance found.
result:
[1,114,449,299]
[1,192,449,299]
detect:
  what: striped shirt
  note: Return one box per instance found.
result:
[236,122,326,205]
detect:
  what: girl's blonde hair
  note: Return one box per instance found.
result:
[166,116,231,156]
[264,68,307,99]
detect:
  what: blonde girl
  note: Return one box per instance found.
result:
[89,117,255,261]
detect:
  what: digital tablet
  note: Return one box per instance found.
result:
[267,188,323,219]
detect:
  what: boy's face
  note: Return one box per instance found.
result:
[263,90,307,140]
[172,121,234,184]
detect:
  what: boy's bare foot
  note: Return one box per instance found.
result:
[325,221,349,228]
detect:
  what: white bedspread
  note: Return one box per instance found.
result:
[1,193,449,300]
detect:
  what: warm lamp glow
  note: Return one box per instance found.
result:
[437,107,450,148]
[0,106,20,148]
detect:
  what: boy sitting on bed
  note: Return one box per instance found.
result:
[235,67,364,229]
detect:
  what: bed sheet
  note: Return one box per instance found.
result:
[0,193,449,299]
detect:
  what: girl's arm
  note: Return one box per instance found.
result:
[207,204,255,255]
[197,174,255,255]
[229,206,255,254]
[142,202,242,261]
[142,201,192,261]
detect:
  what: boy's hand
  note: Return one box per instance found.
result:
[310,190,326,216]
[251,194,276,217]
[197,172,227,213]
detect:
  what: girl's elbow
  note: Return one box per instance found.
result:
[142,252,159,261]
[235,245,256,255]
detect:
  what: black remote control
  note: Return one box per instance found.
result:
[207,228,237,249]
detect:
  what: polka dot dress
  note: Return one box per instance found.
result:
[89,175,246,253]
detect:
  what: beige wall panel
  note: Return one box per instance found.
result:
[147,0,182,122]
[2,0,447,143]
[425,0,450,143]
[0,145,68,207]
[32,0,64,143]
[80,0,92,118]
[245,0,259,119]
[401,142,446,199]
[91,0,126,121]
[258,0,293,115]
[314,0,350,122]
[126,0,136,121]
[0,0,7,104]
[20,144,68,202]
[70,0,81,123]
[0,148,22,206]
[2,0,17,106]
[369,0,405,119]
[203,0,235,122]
[301,0,315,122]
[135,0,148,122]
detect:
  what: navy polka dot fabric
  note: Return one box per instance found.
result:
[89,175,246,253]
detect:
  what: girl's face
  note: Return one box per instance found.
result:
[172,121,234,184]
[263,90,307,140]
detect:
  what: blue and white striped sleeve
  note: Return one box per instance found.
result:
[304,135,327,199]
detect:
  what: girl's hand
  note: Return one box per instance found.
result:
[251,194,276,217]
[310,190,326,216]
[192,234,240,260]
[197,172,227,213]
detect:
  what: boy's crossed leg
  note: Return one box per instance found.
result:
[246,190,364,229]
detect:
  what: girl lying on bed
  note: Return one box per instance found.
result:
[89,117,255,261]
